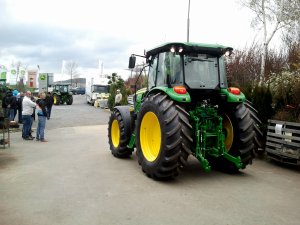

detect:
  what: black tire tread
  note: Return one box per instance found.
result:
[176,105,193,168]
[232,103,254,165]
[108,110,132,158]
[67,96,73,105]
[136,93,183,179]
[245,100,265,151]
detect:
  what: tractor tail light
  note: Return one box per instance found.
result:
[228,87,241,95]
[173,86,187,94]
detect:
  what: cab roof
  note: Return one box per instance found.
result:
[146,42,233,58]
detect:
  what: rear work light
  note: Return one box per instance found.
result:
[228,87,241,95]
[173,86,187,94]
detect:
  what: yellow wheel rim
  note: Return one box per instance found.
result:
[111,119,120,148]
[140,112,161,162]
[54,96,57,104]
[223,114,234,151]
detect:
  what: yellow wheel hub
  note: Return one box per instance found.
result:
[140,112,161,162]
[223,114,234,151]
[111,119,120,148]
[54,96,57,104]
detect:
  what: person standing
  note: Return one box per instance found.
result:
[12,90,19,120]
[1,90,9,118]
[16,92,24,123]
[45,92,54,119]
[115,89,122,106]
[4,89,17,121]
[22,91,36,140]
[36,92,49,142]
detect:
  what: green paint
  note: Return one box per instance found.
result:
[39,73,46,81]
[0,72,6,80]
[223,152,243,169]
[11,69,16,75]
[148,87,191,103]
[220,88,246,102]
[189,104,243,171]
[127,133,135,149]
[134,88,147,113]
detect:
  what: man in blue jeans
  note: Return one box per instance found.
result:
[22,91,36,140]
[36,92,49,142]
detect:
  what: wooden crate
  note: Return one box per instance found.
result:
[266,119,300,165]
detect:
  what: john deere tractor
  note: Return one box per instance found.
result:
[108,42,255,179]
[52,84,73,105]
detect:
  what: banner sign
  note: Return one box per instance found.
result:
[10,68,17,85]
[38,73,47,92]
[19,67,26,79]
[0,65,7,80]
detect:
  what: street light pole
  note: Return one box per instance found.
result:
[187,0,191,43]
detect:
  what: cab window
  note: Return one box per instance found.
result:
[156,52,183,87]
[156,52,168,87]
[148,55,157,89]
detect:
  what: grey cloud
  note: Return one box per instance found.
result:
[0,17,134,75]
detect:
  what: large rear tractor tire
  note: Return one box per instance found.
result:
[67,96,73,105]
[53,95,60,105]
[176,105,193,168]
[245,100,265,155]
[108,109,133,158]
[216,103,255,172]
[136,93,182,179]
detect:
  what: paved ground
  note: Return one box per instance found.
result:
[0,95,300,225]
[45,94,110,130]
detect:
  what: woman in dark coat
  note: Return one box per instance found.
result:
[45,92,54,119]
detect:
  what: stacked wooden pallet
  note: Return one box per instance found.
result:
[266,119,300,165]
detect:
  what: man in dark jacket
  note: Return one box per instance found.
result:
[45,92,54,119]
[3,90,17,121]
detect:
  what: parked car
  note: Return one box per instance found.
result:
[71,87,86,95]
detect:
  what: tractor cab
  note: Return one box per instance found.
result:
[129,42,235,104]
[52,84,73,105]
[54,84,71,93]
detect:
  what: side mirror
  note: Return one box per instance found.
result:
[128,55,136,69]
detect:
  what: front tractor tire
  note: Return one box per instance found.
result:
[53,95,60,105]
[218,103,255,172]
[108,109,132,158]
[136,93,183,179]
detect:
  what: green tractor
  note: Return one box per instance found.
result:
[108,42,255,179]
[52,84,73,105]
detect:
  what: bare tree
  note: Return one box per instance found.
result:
[282,17,300,45]
[64,60,79,87]
[241,0,300,85]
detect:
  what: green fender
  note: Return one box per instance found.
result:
[134,87,190,113]
[146,87,191,103]
[220,88,246,103]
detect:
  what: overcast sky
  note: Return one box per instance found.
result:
[0,0,259,79]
